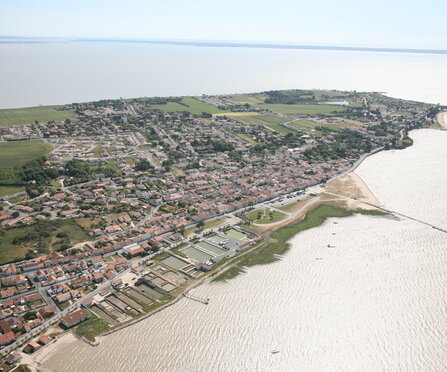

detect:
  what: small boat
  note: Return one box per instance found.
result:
[327,244,335,248]
[271,350,280,354]
[315,257,323,260]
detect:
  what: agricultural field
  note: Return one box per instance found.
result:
[149,97,225,115]
[0,140,53,167]
[0,105,74,127]
[0,185,24,197]
[227,93,267,105]
[259,103,347,115]
[0,219,90,264]
[245,208,287,224]
[228,114,294,135]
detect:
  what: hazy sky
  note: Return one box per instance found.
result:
[1,0,446,48]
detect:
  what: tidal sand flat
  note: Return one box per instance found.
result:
[44,129,447,371]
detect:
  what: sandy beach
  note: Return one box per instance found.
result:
[22,332,77,371]
[437,111,447,129]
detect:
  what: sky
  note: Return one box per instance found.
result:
[0,0,446,49]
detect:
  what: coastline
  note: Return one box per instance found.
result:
[437,111,447,129]
[33,170,384,367]
[14,101,434,370]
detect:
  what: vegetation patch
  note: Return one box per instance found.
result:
[150,97,225,115]
[0,105,74,127]
[245,208,287,224]
[0,219,90,264]
[260,103,347,115]
[0,140,52,168]
[75,313,110,341]
[0,185,25,197]
[214,205,384,282]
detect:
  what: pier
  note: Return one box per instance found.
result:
[364,202,447,233]
[183,292,209,305]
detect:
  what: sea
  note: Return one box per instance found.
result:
[3,39,447,371]
[1,38,447,108]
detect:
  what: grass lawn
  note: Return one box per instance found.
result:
[0,219,90,264]
[184,217,227,236]
[245,208,287,224]
[0,140,53,167]
[150,97,225,115]
[256,114,289,124]
[75,313,110,341]
[0,185,25,197]
[259,103,347,115]
[233,132,258,145]
[0,105,74,127]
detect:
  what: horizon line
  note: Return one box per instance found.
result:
[1,35,447,55]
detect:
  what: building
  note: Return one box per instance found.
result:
[5,351,22,365]
[60,309,91,328]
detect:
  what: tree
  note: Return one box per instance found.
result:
[135,159,154,171]
[196,220,205,230]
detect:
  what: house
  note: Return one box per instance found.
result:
[1,275,27,287]
[35,269,47,281]
[124,243,144,258]
[5,263,17,276]
[5,351,22,365]
[91,256,104,268]
[38,335,50,345]
[55,292,72,304]
[0,331,15,346]
[39,307,56,319]
[60,309,91,328]
[132,265,144,274]
[81,297,94,308]
[23,341,41,353]
[105,225,122,234]
[104,269,117,280]
[91,272,104,283]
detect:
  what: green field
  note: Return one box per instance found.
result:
[260,103,347,115]
[233,132,258,145]
[226,114,294,135]
[256,114,289,124]
[228,93,267,105]
[150,97,225,115]
[245,208,287,224]
[0,140,53,168]
[0,219,90,264]
[184,217,226,236]
[75,313,110,341]
[0,185,25,197]
[0,105,74,127]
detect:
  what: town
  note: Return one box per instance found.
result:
[0,89,440,369]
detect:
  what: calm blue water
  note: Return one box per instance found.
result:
[1,39,447,108]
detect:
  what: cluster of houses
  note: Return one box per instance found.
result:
[0,92,435,367]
